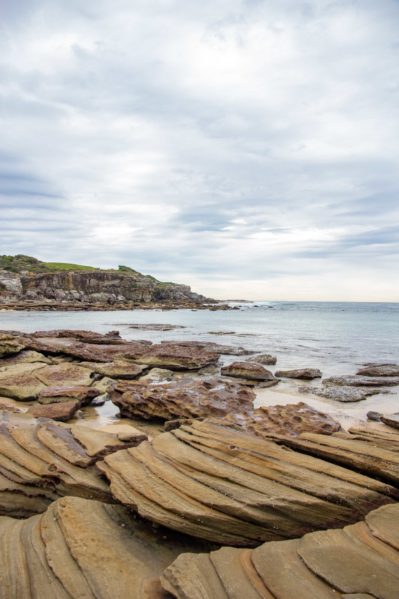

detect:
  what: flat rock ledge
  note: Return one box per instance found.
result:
[159,502,399,599]
[111,377,255,421]
[97,420,397,547]
[0,411,146,518]
[300,384,380,402]
[221,361,278,384]
[275,368,322,380]
[0,496,210,599]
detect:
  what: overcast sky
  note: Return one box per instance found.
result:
[1,0,398,301]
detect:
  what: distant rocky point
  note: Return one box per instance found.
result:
[0,254,222,311]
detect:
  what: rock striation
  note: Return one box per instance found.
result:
[159,502,399,599]
[0,496,210,599]
[98,420,397,546]
[111,378,255,421]
[221,361,278,385]
[0,411,146,517]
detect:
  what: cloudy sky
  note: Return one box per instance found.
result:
[1,0,398,301]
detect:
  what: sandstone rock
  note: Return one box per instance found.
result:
[275,368,322,380]
[300,384,380,402]
[139,368,174,383]
[134,343,220,370]
[0,496,210,599]
[31,329,123,344]
[159,503,399,599]
[246,353,277,365]
[28,399,81,421]
[221,361,278,384]
[80,360,148,379]
[380,413,399,430]
[160,340,252,356]
[0,411,146,517]
[37,385,100,405]
[0,397,25,413]
[323,375,399,387]
[0,333,26,358]
[0,349,54,366]
[219,402,341,438]
[0,362,47,400]
[128,323,186,331]
[98,420,397,546]
[34,362,94,387]
[111,378,255,421]
[357,363,399,377]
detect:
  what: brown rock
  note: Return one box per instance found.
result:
[133,342,220,370]
[111,377,255,421]
[221,361,278,383]
[380,413,399,430]
[34,362,94,387]
[275,368,322,380]
[80,359,148,379]
[37,385,100,405]
[0,362,47,400]
[28,399,81,421]
[128,323,186,331]
[323,375,399,387]
[98,420,397,547]
[246,353,277,365]
[160,340,252,356]
[0,496,210,598]
[159,503,399,599]
[0,333,26,357]
[357,363,399,377]
[300,385,380,402]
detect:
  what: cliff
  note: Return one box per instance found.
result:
[0,255,215,310]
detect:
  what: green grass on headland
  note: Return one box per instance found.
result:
[44,262,98,271]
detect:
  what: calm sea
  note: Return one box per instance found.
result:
[1,301,398,377]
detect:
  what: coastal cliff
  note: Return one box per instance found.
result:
[0,255,215,310]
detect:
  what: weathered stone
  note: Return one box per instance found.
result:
[160,340,252,356]
[323,375,399,387]
[37,385,100,405]
[221,361,278,383]
[159,503,399,599]
[380,413,399,430]
[0,411,146,517]
[34,362,94,388]
[357,363,399,377]
[300,385,380,402]
[246,353,277,365]
[0,397,25,413]
[0,333,26,358]
[98,420,397,547]
[139,368,174,383]
[0,362,47,400]
[219,402,341,438]
[111,378,255,421]
[31,329,123,344]
[80,360,148,379]
[0,349,54,366]
[128,323,186,330]
[0,496,210,598]
[134,343,220,370]
[28,399,81,421]
[275,368,322,380]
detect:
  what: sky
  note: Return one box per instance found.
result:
[1,0,398,301]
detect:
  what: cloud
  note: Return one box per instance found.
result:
[0,0,398,300]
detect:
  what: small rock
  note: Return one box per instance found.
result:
[221,361,278,382]
[323,375,399,387]
[357,364,399,377]
[246,354,277,365]
[28,399,81,421]
[367,411,382,421]
[275,368,322,380]
[380,413,399,430]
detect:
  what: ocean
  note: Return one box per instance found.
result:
[1,301,398,426]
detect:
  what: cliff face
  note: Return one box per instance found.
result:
[0,255,212,308]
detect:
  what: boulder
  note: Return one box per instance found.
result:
[0,496,209,598]
[133,342,220,370]
[275,368,322,380]
[246,353,277,365]
[323,375,399,387]
[159,503,399,599]
[28,399,82,421]
[221,361,278,384]
[111,377,255,421]
[357,363,399,377]
[98,420,397,547]
[300,384,380,402]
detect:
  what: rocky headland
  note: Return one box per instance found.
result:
[0,327,398,597]
[0,254,229,311]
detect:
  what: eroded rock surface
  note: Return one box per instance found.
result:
[357,363,399,377]
[221,361,278,384]
[111,378,255,421]
[300,384,380,402]
[0,496,210,599]
[323,375,399,387]
[159,503,399,599]
[275,368,322,380]
[0,411,147,517]
[98,420,397,546]
[133,342,220,370]
[28,399,82,421]
[246,353,277,365]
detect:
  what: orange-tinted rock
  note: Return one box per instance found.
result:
[221,361,277,383]
[37,385,100,405]
[133,343,220,370]
[28,399,81,421]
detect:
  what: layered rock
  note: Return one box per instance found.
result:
[159,503,399,599]
[133,343,220,370]
[0,496,210,599]
[275,368,322,380]
[300,384,380,402]
[98,420,397,546]
[323,375,399,387]
[111,378,255,421]
[246,353,277,365]
[221,361,278,385]
[357,363,399,377]
[0,411,146,517]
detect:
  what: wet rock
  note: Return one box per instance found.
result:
[128,323,186,331]
[111,377,255,421]
[246,353,277,365]
[219,402,341,438]
[0,496,210,598]
[0,411,146,517]
[139,367,174,383]
[300,384,380,402]
[133,342,220,370]
[28,399,82,421]
[323,375,399,387]
[275,368,322,380]
[98,420,397,547]
[159,503,399,599]
[207,330,236,335]
[357,363,399,377]
[221,361,278,384]
[37,385,100,405]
